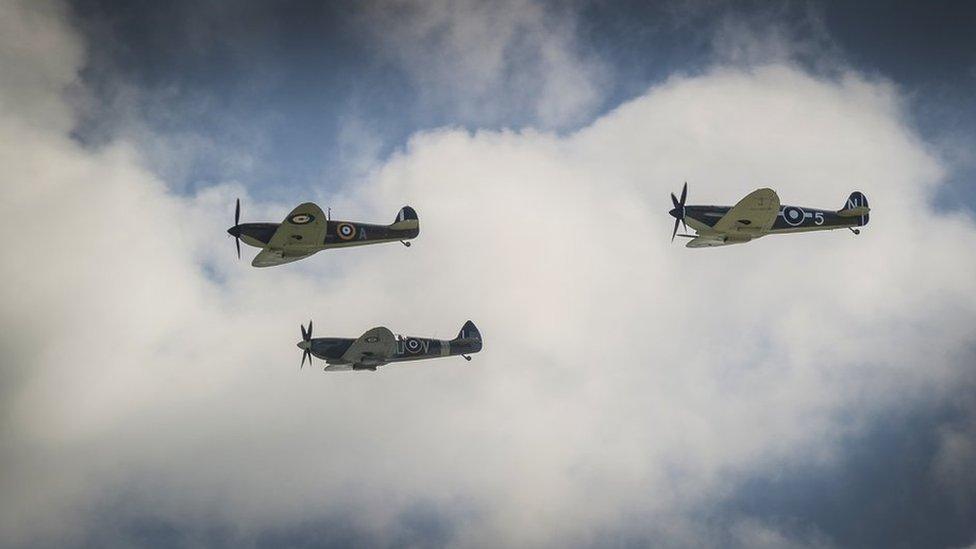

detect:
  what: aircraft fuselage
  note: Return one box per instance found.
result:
[233,219,418,251]
[306,334,482,371]
[684,204,863,236]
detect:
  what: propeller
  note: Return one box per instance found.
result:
[228,198,242,259]
[669,182,688,242]
[299,320,313,369]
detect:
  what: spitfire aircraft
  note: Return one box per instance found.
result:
[227,200,419,267]
[668,183,870,248]
[296,320,483,371]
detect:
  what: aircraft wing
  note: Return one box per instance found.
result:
[266,202,328,252]
[340,327,397,366]
[712,188,780,235]
[251,248,315,268]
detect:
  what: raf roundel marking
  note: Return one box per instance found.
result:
[783,206,805,227]
[337,223,357,240]
[405,338,422,354]
[289,213,315,225]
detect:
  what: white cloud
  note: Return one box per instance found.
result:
[2,1,975,547]
[727,518,834,549]
[0,0,81,133]
[708,4,841,70]
[361,0,607,130]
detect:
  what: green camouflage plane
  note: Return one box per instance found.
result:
[228,200,419,267]
[669,183,870,248]
[296,321,483,372]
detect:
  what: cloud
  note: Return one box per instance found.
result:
[361,0,607,130]
[708,4,841,71]
[2,1,975,547]
[934,391,976,512]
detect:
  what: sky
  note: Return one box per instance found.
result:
[1,1,975,548]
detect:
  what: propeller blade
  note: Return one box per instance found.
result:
[299,321,315,370]
[680,182,688,231]
[669,183,689,242]
[232,198,242,260]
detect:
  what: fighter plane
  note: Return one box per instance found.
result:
[668,183,870,248]
[296,320,483,371]
[227,200,419,267]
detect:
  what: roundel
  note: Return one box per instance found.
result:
[783,206,805,226]
[289,213,315,225]
[405,338,422,354]
[336,223,357,240]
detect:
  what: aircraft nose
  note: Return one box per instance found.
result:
[227,226,241,238]
[297,341,310,350]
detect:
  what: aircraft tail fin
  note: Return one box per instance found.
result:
[453,320,483,353]
[838,191,870,226]
[390,206,419,234]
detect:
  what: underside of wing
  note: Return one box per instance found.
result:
[251,248,315,268]
[713,188,780,236]
[685,235,752,248]
[341,327,397,366]
[686,236,732,248]
[267,202,328,252]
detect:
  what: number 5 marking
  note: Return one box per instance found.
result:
[814,212,824,225]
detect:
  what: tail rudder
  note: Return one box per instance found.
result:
[456,320,481,342]
[390,206,420,235]
[453,320,482,353]
[393,206,418,224]
[839,191,870,226]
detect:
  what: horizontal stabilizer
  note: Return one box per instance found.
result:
[837,206,870,217]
